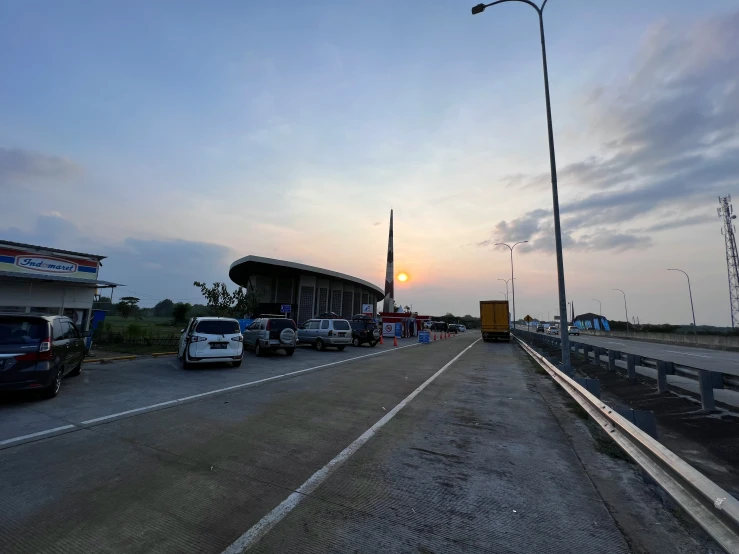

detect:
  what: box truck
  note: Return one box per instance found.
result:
[480,300,510,341]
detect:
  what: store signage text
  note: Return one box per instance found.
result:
[15,256,78,273]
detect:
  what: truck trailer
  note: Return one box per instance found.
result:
[480,300,510,341]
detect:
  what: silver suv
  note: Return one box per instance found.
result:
[243,317,297,357]
[297,318,352,351]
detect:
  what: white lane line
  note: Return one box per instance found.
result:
[665,350,711,359]
[0,425,75,446]
[222,338,482,554]
[78,343,419,425]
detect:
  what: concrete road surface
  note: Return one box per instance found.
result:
[0,333,687,553]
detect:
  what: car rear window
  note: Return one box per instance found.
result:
[0,317,47,345]
[333,320,350,331]
[269,319,296,331]
[195,320,240,335]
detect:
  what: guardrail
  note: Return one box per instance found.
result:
[513,329,735,412]
[512,334,739,552]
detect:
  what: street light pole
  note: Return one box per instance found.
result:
[495,241,527,327]
[498,278,513,302]
[668,269,697,334]
[613,289,628,335]
[499,291,507,300]
[473,0,571,368]
[592,298,602,316]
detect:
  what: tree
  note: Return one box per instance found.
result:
[172,302,191,325]
[153,299,175,318]
[116,296,140,319]
[193,281,261,318]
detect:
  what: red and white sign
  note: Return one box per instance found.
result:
[15,256,78,274]
[383,322,395,337]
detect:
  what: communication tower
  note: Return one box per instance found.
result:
[718,196,739,327]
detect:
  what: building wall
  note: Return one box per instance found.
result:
[0,280,96,328]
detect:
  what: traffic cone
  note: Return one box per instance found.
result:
[433,333,437,341]
[393,335,398,347]
[379,334,384,345]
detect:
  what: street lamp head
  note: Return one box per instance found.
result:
[471,4,486,15]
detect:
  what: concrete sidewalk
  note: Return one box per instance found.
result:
[249,339,631,553]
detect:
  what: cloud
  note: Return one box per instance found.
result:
[0,147,83,186]
[492,10,739,247]
[0,215,236,305]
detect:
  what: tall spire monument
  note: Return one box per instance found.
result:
[382,209,394,313]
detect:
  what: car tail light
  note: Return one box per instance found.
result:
[266,320,271,330]
[191,336,207,342]
[15,337,52,362]
[231,336,243,342]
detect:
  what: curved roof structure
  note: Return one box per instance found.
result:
[229,255,384,297]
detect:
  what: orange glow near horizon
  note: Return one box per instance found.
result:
[397,272,409,282]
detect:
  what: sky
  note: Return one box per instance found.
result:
[1,0,738,324]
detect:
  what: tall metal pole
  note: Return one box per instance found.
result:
[498,278,512,302]
[496,241,527,328]
[499,292,507,300]
[473,0,570,368]
[592,298,601,316]
[613,289,628,334]
[668,269,697,333]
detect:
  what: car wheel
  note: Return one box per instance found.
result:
[232,358,243,368]
[42,366,64,399]
[284,348,295,356]
[316,339,324,352]
[337,345,345,351]
[255,342,264,357]
[352,337,360,347]
[69,359,82,376]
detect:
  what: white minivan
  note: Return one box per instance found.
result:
[178,317,244,369]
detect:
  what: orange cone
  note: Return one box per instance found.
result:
[393,335,398,347]
[379,334,384,345]
[433,333,437,341]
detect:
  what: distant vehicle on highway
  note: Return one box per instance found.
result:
[0,313,89,398]
[448,324,459,334]
[536,324,545,333]
[458,325,466,332]
[178,317,244,369]
[298,318,352,351]
[480,300,510,341]
[568,325,580,336]
[350,316,380,347]
[243,317,297,356]
[547,326,559,335]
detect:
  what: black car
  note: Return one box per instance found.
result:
[350,317,380,347]
[0,314,89,398]
[448,324,459,334]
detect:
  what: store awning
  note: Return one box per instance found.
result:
[0,270,122,288]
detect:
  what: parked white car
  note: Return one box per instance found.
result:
[178,317,244,369]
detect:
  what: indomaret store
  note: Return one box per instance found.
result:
[0,240,120,330]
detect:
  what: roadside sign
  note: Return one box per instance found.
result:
[524,315,533,323]
[280,304,291,313]
[383,322,395,337]
[362,303,373,314]
[395,323,402,338]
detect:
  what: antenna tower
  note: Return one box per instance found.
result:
[718,195,739,327]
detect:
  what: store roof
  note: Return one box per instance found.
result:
[0,240,106,261]
[0,270,121,288]
[229,255,384,297]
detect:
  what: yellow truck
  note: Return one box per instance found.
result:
[480,300,510,341]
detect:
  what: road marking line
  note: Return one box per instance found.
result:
[221,338,482,554]
[665,350,711,359]
[0,425,75,446]
[73,343,419,425]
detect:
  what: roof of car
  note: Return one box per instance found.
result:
[194,317,240,322]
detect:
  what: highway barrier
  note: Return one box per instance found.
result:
[514,329,737,413]
[512,334,739,552]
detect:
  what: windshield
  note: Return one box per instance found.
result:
[269,319,296,331]
[0,318,46,345]
[195,320,240,335]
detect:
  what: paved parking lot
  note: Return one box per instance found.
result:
[0,333,702,553]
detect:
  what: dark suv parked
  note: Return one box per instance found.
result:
[0,314,89,398]
[350,317,380,347]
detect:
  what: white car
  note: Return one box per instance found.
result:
[547,326,559,335]
[178,317,244,369]
[568,325,580,336]
[458,325,466,332]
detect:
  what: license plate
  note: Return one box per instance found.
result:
[338,332,345,337]
[210,343,227,349]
